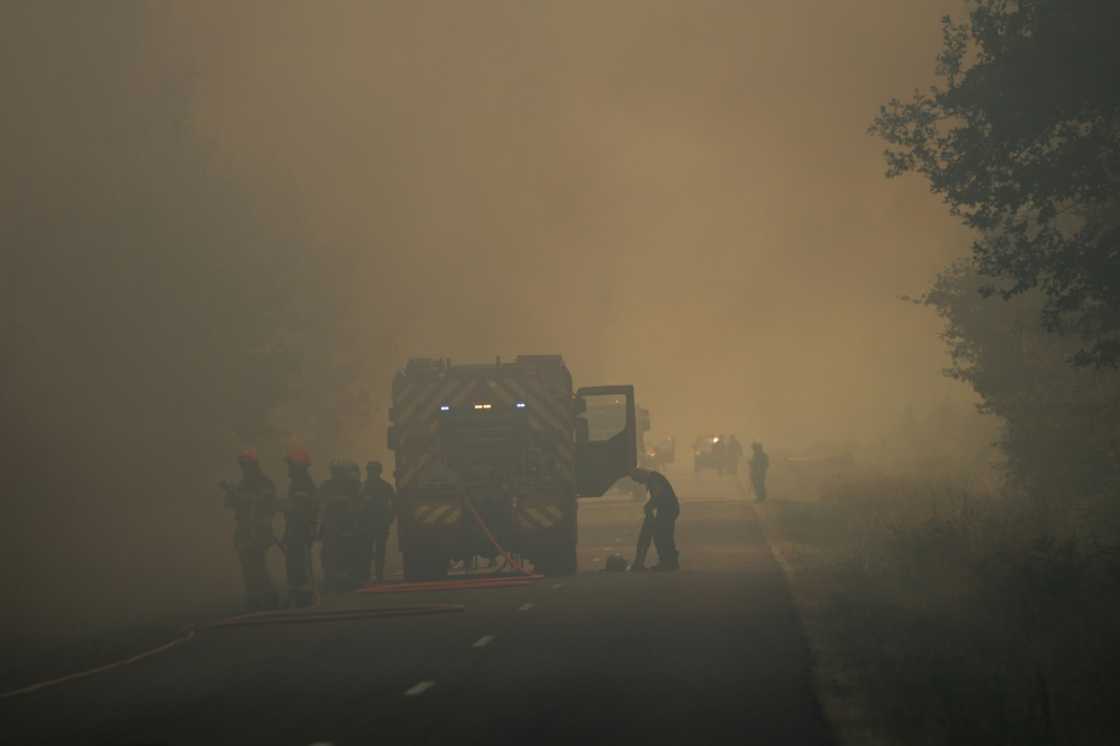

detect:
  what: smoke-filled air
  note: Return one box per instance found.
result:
[4,2,1118,744]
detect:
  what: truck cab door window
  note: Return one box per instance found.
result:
[574,385,636,497]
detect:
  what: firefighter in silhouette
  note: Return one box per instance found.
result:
[750,442,770,502]
[221,449,279,611]
[362,461,397,583]
[319,460,365,592]
[282,447,317,608]
[628,468,680,571]
[631,504,654,572]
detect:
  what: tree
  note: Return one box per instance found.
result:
[922,260,1120,499]
[871,0,1120,366]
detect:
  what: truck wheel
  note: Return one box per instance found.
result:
[403,551,447,582]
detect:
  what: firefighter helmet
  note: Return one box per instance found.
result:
[286,448,312,466]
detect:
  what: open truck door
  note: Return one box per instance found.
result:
[574,385,637,496]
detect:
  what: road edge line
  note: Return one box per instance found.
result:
[753,501,891,746]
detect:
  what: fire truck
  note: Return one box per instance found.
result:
[387,355,637,579]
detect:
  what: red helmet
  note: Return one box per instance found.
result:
[238,448,258,464]
[286,447,311,466]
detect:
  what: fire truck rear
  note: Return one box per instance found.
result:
[387,355,637,579]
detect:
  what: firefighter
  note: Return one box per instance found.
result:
[750,441,770,502]
[362,461,397,583]
[629,468,680,571]
[319,460,365,592]
[223,449,279,611]
[630,505,654,572]
[282,447,317,608]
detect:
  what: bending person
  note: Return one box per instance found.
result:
[628,468,680,572]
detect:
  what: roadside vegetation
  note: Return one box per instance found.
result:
[770,478,1120,745]
[775,2,1120,743]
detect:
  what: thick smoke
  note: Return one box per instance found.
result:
[1,0,975,639]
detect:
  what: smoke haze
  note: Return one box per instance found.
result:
[2,1,979,637]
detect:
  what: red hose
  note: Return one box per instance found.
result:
[358,579,539,594]
[463,496,534,575]
[0,603,463,700]
[208,604,463,627]
[357,573,543,593]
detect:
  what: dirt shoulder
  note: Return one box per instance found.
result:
[754,499,891,746]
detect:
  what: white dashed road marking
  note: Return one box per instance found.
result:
[405,681,436,696]
[517,602,534,612]
[472,635,495,648]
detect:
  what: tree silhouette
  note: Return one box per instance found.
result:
[871,0,1120,366]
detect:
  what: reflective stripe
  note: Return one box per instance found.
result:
[396,372,579,493]
[393,382,417,414]
[397,376,460,427]
[523,377,575,434]
[446,378,485,410]
[517,503,564,529]
[498,378,576,469]
[413,503,461,526]
[503,378,570,435]
[398,452,433,491]
[526,507,551,526]
[424,505,451,524]
[396,378,477,490]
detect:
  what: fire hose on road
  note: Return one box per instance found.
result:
[358,496,542,594]
[3,497,537,700]
[0,603,464,701]
[463,495,534,576]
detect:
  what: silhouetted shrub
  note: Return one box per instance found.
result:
[785,478,1120,744]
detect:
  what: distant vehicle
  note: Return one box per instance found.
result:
[387,355,638,579]
[693,435,724,474]
[644,435,676,470]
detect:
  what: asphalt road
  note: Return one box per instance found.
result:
[4,473,834,746]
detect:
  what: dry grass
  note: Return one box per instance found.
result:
[775,478,1120,746]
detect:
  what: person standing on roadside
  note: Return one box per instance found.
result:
[279,447,318,608]
[222,449,279,611]
[362,461,397,583]
[750,442,770,502]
